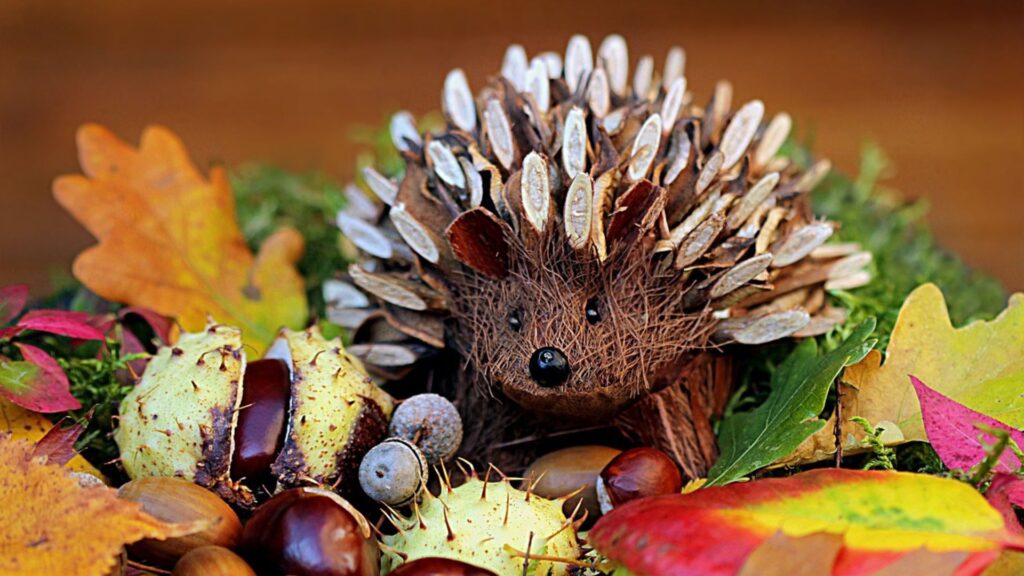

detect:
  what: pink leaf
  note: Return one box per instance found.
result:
[0,326,25,341]
[0,343,81,413]
[986,473,1024,534]
[119,307,174,345]
[17,309,106,341]
[0,284,29,326]
[911,375,1024,473]
[32,414,89,466]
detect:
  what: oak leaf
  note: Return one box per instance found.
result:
[0,398,103,478]
[54,124,308,352]
[0,435,203,575]
[779,283,1023,466]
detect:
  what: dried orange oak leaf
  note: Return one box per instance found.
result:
[53,124,308,353]
[0,435,204,575]
[779,283,1023,466]
[0,398,103,479]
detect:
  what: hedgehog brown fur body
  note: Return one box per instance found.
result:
[332,34,870,478]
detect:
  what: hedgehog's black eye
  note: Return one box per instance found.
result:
[508,309,522,332]
[585,298,602,325]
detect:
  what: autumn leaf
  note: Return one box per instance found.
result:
[590,469,1024,576]
[53,124,308,353]
[780,283,1024,466]
[986,473,1024,534]
[0,343,80,413]
[912,375,1024,473]
[707,319,875,486]
[0,435,204,575]
[0,398,103,478]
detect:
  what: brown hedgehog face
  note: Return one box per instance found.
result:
[450,232,711,421]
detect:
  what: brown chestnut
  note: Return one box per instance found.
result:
[388,557,498,576]
[241,487,379,576]
[118,477,242,566]
[173,546,256,576]
[595,447,683,513]
[231,358,291,490]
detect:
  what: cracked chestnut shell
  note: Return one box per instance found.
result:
[240,487,379,576]
[595,447,683,513]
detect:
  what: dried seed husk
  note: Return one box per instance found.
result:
[562,107,588,179]
[810,242,861,259]
[755,206,787,254]
[793,307,848,337]
[322,280,370,309]
[793,159,832,193]
[598,34,629,96]
[521,151,552,233]
[588,67,612,118]
[362,166,398,206]
[607,180,666,250]
[827,251,873,280]
[703,80,733,147]
[696,150,724,195]
[349,265,446,312]
[771,222,834,267]
[343,183,382,222]
[660,77,687,135]
[326,307,378,330]
[591,169,617,262]
[427,140,466,190]
[628,113,663,181]
[382,305,446,349]
[670,185,722,246]
[663,46,686,86]
[825,270,872,291]
[538,51,563,78]
[501,44,528,91]
[564,173,594,251]
[718,309,811,344]
[752,112,791,170]
[458,157,484,208]
[484,98,516,170]
[389,203,444,264]
[564,34,594,94]
[675,214,725,269]
[443,69,477,133]
[390,111,422,153]
[633,55,654,99]
[271,327,394,490]
[719,100,765,171]
[525,57,551,113]
[445,207,511,279]
[115,323,244,488]
[337,211,393,259]
[347,343,423,368]
[727,172,779,230]
[709,253,773,299]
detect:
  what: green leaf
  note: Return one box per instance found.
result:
[707,319,877,486]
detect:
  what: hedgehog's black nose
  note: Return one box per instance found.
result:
[529,347,570,387]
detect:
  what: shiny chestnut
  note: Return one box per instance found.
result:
[595,447,683,513]
[388,557,498,576]
[241,487,379,576]
[230,358,291,490]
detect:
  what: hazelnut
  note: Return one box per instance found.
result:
[173,546,255,576]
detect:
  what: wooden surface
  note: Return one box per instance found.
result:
[1,0,1022,293]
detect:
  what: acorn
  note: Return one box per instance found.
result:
[388,557,498,576]
[240,487,379,576]
[522,445,621,523]
[173,546,255,576]
[115,323,395,504]
[118,477,242,566]
[359,437,429,507]
[595,447,683,514]
[388,393,463,466]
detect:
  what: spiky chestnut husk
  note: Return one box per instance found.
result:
[381,472,580,576]
[334,34,872,476]
[115,322,394,503]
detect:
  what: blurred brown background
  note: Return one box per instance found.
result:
[2,0,1022,293]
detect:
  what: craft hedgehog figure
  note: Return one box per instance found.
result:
[329,34,870,478]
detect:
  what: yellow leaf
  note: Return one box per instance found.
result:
[780,283,1024,466]
[0,435,203,575]
[53,124,308,353]
[0,398,103,480]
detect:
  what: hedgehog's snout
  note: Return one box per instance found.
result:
[528,347,570,387]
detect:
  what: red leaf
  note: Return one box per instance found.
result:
[0,284,29,325]
[911,375,1024,473]
[119,306,173,345]
[0,343,81,413]
[32,414,90,466]
[17,309,106,341]
[0,326,25,341]
[987,473,1024,534]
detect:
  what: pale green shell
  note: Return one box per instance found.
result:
[114,323,244,487]
[382,478,579,576]
[271,326,395,488]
